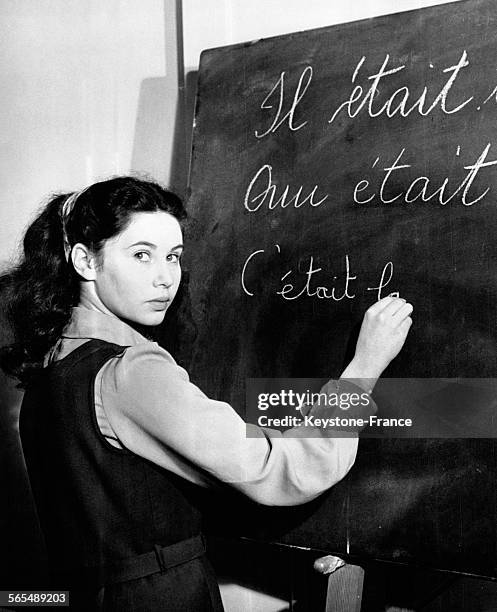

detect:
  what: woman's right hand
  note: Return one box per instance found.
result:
[342,296,413,384]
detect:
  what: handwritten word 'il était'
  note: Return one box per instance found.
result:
[254,50,490,138]
[241,246,394,302]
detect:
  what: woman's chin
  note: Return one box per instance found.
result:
[125,309,168,328]
[143,311,168,326]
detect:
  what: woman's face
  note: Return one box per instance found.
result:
[92,211,183,326]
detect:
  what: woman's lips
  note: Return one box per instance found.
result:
[147,298,170,309]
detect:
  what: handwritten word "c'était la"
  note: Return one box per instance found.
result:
[241,246,395,302]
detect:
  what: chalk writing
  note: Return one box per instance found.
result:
[276,254,357,301]
[255,66,313,138]
[353,144,497,206]
[244,164,329,212]
[241,249,265,297]
[328,50,472,124]
[241,247,395,303]
[238,44,496,317]
[367,261,394,301]
[482,81,497,107]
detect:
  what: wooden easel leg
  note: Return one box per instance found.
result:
[325,563,364,612]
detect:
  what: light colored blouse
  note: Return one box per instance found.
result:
[51,305,360,506]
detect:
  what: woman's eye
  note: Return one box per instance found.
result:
[167,252,181,263]
[134,251,151,262]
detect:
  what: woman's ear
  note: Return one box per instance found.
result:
[71,243,98,281]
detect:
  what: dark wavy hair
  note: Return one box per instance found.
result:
[0,176,186,387]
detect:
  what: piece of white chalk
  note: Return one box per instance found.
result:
[388,292,399,298]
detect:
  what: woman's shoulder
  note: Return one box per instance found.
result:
[123,341,177,364]
[102,340,191,389]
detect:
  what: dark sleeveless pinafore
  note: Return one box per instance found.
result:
[19,339,224,612]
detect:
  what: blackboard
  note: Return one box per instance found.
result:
[184,0,497,577]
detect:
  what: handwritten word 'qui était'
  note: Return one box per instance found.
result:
[244,142,497,210]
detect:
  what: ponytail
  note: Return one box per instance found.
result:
[0,193,80,387]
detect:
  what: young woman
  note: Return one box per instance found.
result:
[1,176,413,611]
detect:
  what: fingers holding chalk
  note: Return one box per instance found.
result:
[393,302,414,324]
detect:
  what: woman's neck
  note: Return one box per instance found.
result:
[78,283,117,318]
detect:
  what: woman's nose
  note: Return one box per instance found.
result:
[153,263,173,288]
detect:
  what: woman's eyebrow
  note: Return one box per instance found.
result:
[126,242,184,250]
[126,241,157,249]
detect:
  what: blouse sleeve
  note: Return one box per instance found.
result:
[101,343,363,506]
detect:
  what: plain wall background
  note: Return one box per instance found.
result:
[0,0,170,268]
[182,0,460,71]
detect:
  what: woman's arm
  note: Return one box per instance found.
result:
[102,344,359,505]
[101,296,412,506]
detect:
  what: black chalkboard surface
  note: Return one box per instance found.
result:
[185,0,497,577]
